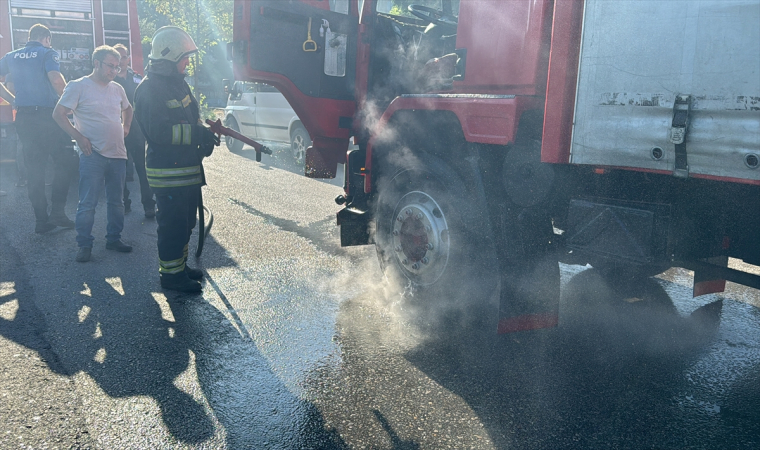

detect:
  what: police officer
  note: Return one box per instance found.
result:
[0,24,78,233]
[113,44,155,218]
[134,26,219,293]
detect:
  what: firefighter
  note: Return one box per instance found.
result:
[133,26,219,293]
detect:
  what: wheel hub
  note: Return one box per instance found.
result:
[391,191,449,285]
[292,135,306,161]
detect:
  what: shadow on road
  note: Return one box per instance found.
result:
[0,193,346,448]
[189,233,349,447]
[169,282,347,448]
[60,275,215,443]
[372,410,420,450]
[0,233,72,377]
[401,268,756,449]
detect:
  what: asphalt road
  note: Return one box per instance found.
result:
[0,140,758,449]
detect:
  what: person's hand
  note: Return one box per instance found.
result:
[76,136,92,156]
[123,124,130,138]
[202,127,220,147]
[195,125,220,157]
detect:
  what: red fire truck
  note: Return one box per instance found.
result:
[230,0,760,332]
[0,0,143,149]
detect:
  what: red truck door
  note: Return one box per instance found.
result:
[232,0,358,177]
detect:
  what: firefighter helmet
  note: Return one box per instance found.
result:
[148,26,198,62]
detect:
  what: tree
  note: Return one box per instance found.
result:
[138,0,232,47]
[138,0,234,112]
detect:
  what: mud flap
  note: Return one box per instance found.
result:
[337,207,370,246]
[692,256,728,297]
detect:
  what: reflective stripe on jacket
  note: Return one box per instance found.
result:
[145,165,202,188]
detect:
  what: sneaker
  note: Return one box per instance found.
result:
[144,205,156,219]
[105,240,133,252]
[185,265,204,280]
[0,190,6,197]
[160,272,202,293]
[34,222,56,234]
[75,247,91,262]
[48,214,75,229]
[15,180,26,187]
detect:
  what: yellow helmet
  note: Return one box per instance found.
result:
[148,26,198,62]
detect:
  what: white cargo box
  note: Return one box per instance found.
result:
[571,0,760,181]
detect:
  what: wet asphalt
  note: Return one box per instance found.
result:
[0,140,758,449]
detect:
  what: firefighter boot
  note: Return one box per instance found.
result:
[185,264,204,280]
[183,256,203,280]
[160,272,202,293]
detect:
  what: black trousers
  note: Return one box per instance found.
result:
[156,187,199,274]
[14,109,78,224]
[123,137,154,210]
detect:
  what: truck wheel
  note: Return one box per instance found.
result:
[224,117,244,152]
[374,157,499,332]
[290,124,311,163]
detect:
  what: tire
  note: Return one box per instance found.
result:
[374,155,499,332]
[290,124,311,163]
[224,116,244,152]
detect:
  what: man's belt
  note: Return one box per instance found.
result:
[16,106,54,112]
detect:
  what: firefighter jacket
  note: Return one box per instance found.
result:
[133,60,205,193]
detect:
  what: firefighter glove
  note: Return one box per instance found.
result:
[194,125,220,157]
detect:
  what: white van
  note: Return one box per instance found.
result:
[223,81,311,161]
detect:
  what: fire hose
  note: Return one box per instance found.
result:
[195,119,272,258]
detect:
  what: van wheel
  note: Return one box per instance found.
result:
[290,124,311,163]
[224,117,244,152]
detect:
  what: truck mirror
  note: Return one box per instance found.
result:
[223,79,231,93]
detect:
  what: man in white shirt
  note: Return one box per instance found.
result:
[53,46,134,262]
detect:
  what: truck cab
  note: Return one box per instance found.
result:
[231,0,760,333]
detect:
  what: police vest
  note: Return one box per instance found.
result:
[0,41,60,107]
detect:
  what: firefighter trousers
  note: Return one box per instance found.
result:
[155,187,199,274]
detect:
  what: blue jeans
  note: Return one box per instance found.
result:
[75,151,127,248]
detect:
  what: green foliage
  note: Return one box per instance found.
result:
[137,0,233,110]
[138,0,233,44]
[138,0,232,57]
[194,90,217,121]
